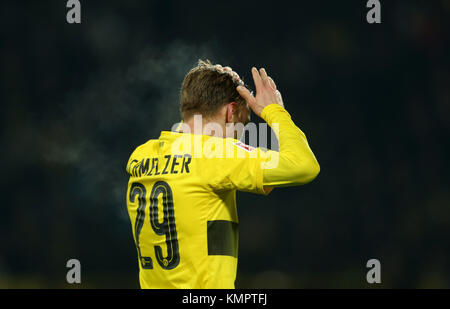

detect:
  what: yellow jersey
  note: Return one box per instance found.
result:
[125,104,319,289]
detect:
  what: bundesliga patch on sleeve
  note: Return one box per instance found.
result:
[233,141,256,152]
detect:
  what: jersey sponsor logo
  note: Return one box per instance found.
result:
[233,141,255,152]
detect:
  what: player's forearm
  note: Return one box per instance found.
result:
[260,104,320,186]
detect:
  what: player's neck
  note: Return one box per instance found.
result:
[181,116,227,138]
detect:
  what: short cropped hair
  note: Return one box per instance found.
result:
[180,59,247,120]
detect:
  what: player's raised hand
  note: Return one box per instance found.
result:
[236,67,284,117]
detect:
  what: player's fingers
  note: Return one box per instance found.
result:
[215,64,224,72]
[259,68,269,87]
[251,67,264,92]
[268,76,277,91]
[229,70,240,82]
[222,66,241,83]
[236,85,256,106]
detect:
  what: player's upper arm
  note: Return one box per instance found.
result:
[259,104,320,188]
[203,139,271,195]
[262,148,320,187]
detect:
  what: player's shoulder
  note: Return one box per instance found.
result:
[127,138,159,160]
[223,138,270,158]
[228,139,256,152]
[226,137,272,151]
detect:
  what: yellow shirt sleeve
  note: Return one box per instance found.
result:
[203,139,271,195]
[260,104,320,189]
[203,104,319,195]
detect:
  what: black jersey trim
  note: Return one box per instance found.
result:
[207,220,238,258]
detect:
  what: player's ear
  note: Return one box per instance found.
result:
[226,102,238,123]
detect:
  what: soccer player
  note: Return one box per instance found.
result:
[125,60,320,288]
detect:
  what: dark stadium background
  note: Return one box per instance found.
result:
[1,0,449,288]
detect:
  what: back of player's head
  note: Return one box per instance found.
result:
[180,59,247,121]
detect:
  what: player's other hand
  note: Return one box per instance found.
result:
[236,67,284,118]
